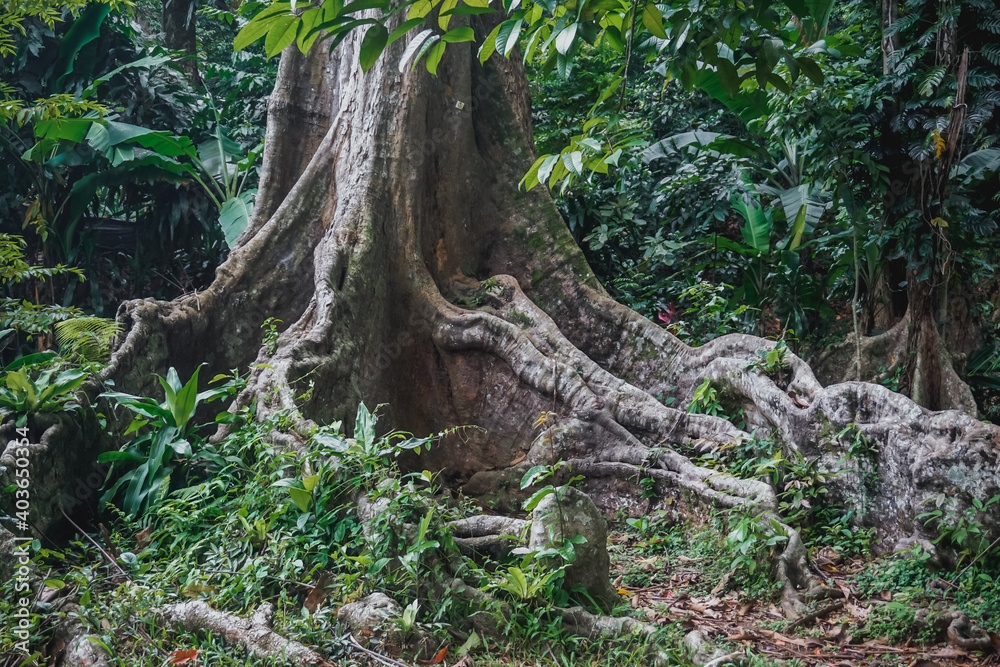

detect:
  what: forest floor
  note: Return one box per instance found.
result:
[599,523,1000,667]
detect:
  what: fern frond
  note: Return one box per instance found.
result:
[55,317,122,361]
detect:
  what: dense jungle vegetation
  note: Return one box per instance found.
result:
[3,0,1000,666]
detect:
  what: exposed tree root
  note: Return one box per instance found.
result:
[422,278,828,612]
[449,515,530,559]
[913,609,993,652]
[437,577,673,665]
[155,601,331,665]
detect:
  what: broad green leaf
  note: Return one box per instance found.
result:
[264,15,299,57]
[354,402,377,445]
[520,465,547,489]
[561,150,583,175]
[425,40,446,74]
[289,486,312,512]
[479,23,502,63]
[438,0,458,29]
[641,3,667,39]
[34,118,99,143]
[234,8,287,51]
[555,23,577,55]
[219,192,255,249]
[399,29,434,72]
[342,0,391,14]
[53,4,111,91]
[795,56,824,85]
[97,452,146,463]
[787,205,806,251]
[38,369,86,405]
[165,367,183,394]
[520,154,545,190]
[3,353,56,372]
[523,486,554,511]
[733,196,771,253]
[408,0,436,20]
[170,365,201,430]
[198,129,242,183]
[296,7,324,52]
[716,58,740,97]
[537,154,559,184]
[388,18,425,45]
[360,23,389,72]
[443,4,493,14]
[442,27,475,43]
[497,18,523,57]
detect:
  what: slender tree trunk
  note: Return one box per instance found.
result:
[162,0,200,84]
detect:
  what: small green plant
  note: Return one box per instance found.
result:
[509,309,533,328]
[488,551,564,603]
[667,282,752,345]
[745,339,790,384]
[98,365,242,518]
[0,355,87,427]
[916,493,1000,567]
[687,378,724,417]
[857,602,919,644]
[261,317,281,355]
[877,362,907,393]
[725,511,788,578]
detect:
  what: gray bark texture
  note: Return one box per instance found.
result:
[4,13,1000,616]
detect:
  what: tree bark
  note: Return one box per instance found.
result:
[162,0,200,84]
[19,15,999,600]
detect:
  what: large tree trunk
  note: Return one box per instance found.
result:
[12,15,1000,609]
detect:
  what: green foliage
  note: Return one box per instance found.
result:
[725,511,788,580]
[487,551,563,602]
[53,316,121,361]
[664,282,751,345]
[0,355,86,427]
[1,0,275,319]
[0,0,118,61]
[916,493,1000,568]
[260,317,282,355]
[687,378,723,417]
[0,233,84,342]
[744,340,790,384]
[98,366,243,518]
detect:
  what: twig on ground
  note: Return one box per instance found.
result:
[60,509,130,579]
[784,601,844,632]
[701,650,747,667]
[347,635,413,667]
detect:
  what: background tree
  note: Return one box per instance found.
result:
[162,0,201,83]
